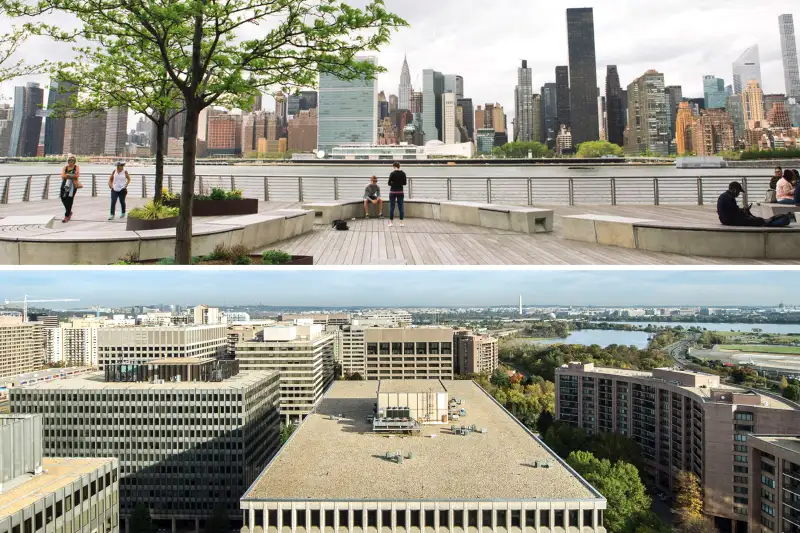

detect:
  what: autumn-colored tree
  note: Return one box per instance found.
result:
[675,471,704,523]
[780,376,789,390]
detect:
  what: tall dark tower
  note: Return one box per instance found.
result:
[555,66,571,130]
[605,65,624,146]
[44,78,75,155]
[566,7,599,146]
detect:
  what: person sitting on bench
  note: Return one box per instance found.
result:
[776,169,797,205]
[718,181,793,227]
[363,176,383,218]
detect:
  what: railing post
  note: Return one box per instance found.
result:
[527,178,532,206]
[486,178,492,204]
[408,178,413,199]
[142,175,147,198]
[447,178,452,200]
[568,178,574,206]
[91,174,97,197]
[23,175,31,202]
[43,175,50,200]
[168,175,173,193]
[697,177,703,206]
[264,177,270,201]
[199,176,204,195]
[742,177,749,206]
[610,178,616,206]
[653,178,659,206]
[298,177,303,202]
[230,175,235,191]
[334,177,339,200]
[1,177,8,204]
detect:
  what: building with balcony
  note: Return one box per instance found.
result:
[9,359,281,532]
[0,414,120,533]
[555,363,800,533]
[748,434,800,533]
[240,380,608,533]
[454,331,499,375]
[364,327,454,380]
[0,317,45,380]
[691,109,736,157]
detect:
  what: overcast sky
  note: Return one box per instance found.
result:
[0,0,797,123]
[0,269,793,308]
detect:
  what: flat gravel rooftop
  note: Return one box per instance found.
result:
[243,380,600,502]
[12,370,275,390]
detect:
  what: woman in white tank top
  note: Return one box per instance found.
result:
[108,161,130,220]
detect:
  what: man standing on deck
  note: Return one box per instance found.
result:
[388,161,407,227]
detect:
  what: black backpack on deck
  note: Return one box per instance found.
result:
[332,219,349,231]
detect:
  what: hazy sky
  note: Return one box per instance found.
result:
[0,269,793,308]
[0,0,797,125]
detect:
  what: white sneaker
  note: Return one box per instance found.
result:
[399,221,404,227]
[388,221,393,227]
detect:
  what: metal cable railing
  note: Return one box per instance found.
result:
[0,174,769,207]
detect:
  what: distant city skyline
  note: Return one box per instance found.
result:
[0,269,796,308]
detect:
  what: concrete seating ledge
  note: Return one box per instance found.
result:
[758,203,800,218]
[562,214,800,260]
[303,199,553,234]
[0,209,314,265]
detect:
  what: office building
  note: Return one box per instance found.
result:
[298,91,318,111]
[704,76,727,109]
[281,313,351,326]
[555,66,571,130]
[765,94,787,117]
[378,91,389,122]
[363,327,454,380]
[227,324,264,357]
[422,69,445,143]
[665,85,683,142]
[541,83,558,148]
[59,323,99,367]
[555,363,800,533]
[453,331,499,375]
[104,106,128,156]
[442,93,457,144]
[624,70,670,156]
[605,66,624,146]
[0,414,119,533]
[288,109,318,153]
[96,324,227,368]
[0,317,44,379]
[515,60,534,142]
[63,112,106,156]
[206,112,243,156]
[733,46,763,95]
[691,109,736,156]
[193,304,221,325]
[476,128,495,154]
[597,96,607,140]
[0,104,12,156]
[531,95,542,144]
[767,101,792,129]
[240,380,608,533]
[675,102,695,155]
[388,94,398,113]
[43,79,75,155]
[556,125,573,154]
[748,434,800,533]
[317,56,378,154]
[359,310,412,327]
[779,14,800,99]
[566,8,599,145]
[8,82,44,157]
[10,361,281,531]
[743,80,766,125]
[457,98,474,142]
[236,324,334,423]
[727,95,746,141]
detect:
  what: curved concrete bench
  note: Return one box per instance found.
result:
[758,203,800,218]
[303,199,553,234]
[0,209,314,265]
[563,214,800,259]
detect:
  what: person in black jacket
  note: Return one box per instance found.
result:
[769,166,783,190]
[718,181,793,227]
[387,161,407,227]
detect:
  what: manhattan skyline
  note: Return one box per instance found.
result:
[0,269,796,308]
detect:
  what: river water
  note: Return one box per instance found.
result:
[529,330,652,349]
[0,163,778,178]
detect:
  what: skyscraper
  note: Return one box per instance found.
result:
[531,94,542,144]
[691,109,735,156]
[0,105,12,156]
[422,69,444,142]
[732,45,762,95]
[779,15,800,99]
[725,95,745,141]
[457,97,474,141]
[317,56,378,154]
[703,75,727,109]
[388,94,398,113]
[104,106,128,156]
[566,8,599,146]
[624,70,670,156]
[515,60,534,142]
[541,83,558,148]
[63,112,106,155]
[442,92,457,144]
[665,85,683,142]
[8,82,44,157]
[605,66,624,146]
[399,55,412,110]
[43,78,75,155]
[675,102,694,155]
[555,66,571,129]
[742,80,765,124]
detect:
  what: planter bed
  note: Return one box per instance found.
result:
[163,198,258,217]
[133,255,314,265]
[126,215,179,231]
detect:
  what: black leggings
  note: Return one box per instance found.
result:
[111,188,127,215]
[61,195,75,217]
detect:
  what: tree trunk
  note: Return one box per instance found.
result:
[153,118,166,204]
[174,105,199,264]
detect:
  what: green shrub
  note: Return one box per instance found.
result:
[156,256,201,265]
[209,187,227,201]
[232,255,252,265]
[205,243,231,261]
[129,201,179,220]
[228,243,251,261]
[161,188,179,202]
[226,189,243,200]
[261,250,292,265]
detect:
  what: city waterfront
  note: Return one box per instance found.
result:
[603,321,800,334]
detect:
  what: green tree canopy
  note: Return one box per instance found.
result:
[280,423,298,445]
[576,140,624,158]
[492,141,550,159]
[129,503,156,533]
[783,383,800,401]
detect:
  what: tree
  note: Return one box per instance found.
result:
[347,372,364,381]
[783,383,800,401]
[678,517,719,533]
[566,451,651,533]
[492,141,549,158]
[280,422,297,445]
[589,431,643,467]
[129,503,155,533]
[780,376,789,390]
[0,25,44,83]
[205,504,231,533]
[675,471,704,523]
[543,422,589,458]
[729,366,757,384]
[576,140,624,158]
[7,0,407,264]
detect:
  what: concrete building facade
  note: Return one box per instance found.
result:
[743,81,766,125]
[442,93,457,144]
[624,70,670,156]
[363,327,454,380]
[779,15,800,99]
[104,106,128,156]
[555,363,800,533]
[691,109,736,156]
[748,434,800,533]
[515,60,534,143]
[96,325,227,368]
[454,332,499,375]
[0,318,44,379]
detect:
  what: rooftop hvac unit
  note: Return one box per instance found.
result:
[480,428,488,434]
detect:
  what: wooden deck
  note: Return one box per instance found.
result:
[1,199,797,265]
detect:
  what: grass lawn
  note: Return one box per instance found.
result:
[718,344,800,355]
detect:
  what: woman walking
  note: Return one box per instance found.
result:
[60,155,81,222]
[109,161,130,219]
